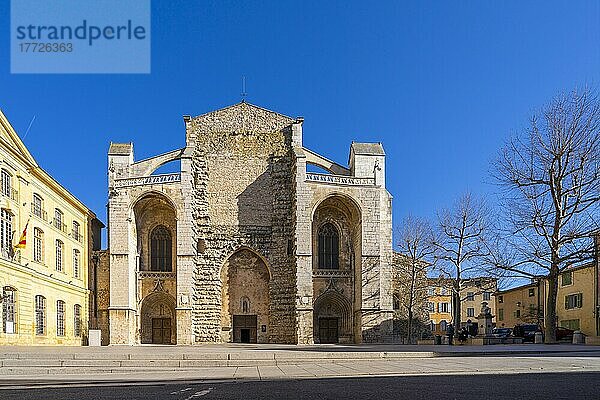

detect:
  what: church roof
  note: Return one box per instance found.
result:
[190,101,295,122]
[351,142,385,156]
[108,142,133,155]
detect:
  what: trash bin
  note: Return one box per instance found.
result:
[434,335,442,345]
[534,331,544,344]
[573,331,585,344]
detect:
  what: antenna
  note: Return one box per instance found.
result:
[241,76,247,101]
[23,115,36,140]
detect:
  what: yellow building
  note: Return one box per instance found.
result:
[0,110,102,345]
[495,263,597,336]
[426,277,497,335]
[495,281,544,329]
[426,281,452,336]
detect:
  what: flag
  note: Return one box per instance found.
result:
[14,220,28,249]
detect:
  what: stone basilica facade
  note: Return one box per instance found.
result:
[98,102,394,345]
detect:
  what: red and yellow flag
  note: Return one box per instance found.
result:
[15,220,28,249]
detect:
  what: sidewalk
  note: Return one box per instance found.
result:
[1,344,599,388]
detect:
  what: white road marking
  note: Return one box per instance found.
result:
[170,387,193,395]
[184,387,214,399]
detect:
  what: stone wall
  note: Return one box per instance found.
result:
[187,103,298,343]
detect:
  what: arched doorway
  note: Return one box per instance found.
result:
[221,248,270,343]
[312,194,362,343]
[313,289,352,344]
[140,292,176,344]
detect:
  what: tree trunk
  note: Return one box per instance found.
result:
[406,260,417,344]
[545,269,559,343]
[453,281,461,328]
[407,308,413,344]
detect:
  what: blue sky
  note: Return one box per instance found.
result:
[1,1,599,248]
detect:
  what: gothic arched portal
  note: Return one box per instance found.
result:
[140,291,176,344]
[220,248,271,343]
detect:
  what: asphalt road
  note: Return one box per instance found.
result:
[1,372,598,400]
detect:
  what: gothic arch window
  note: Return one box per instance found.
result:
[318,223,339,269]
[150,225,172,272]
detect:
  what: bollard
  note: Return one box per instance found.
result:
[534,331,544,344]
[573,330,585,344]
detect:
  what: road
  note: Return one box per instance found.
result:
[1,372,598,400]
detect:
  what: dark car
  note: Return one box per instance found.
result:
[492,328,512,338]
[556,326,575,341]
[513,324,542,343]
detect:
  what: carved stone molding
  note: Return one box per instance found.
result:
[306,173,375,187]
[138,271,176,280]
[114,173,181,188]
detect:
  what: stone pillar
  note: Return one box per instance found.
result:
[293,149,314,344]
[107,143,138,345]
[476,301,494,337]
[176,152,195,345]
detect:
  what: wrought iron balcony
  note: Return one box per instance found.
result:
[1,187,18,202]
[31,204,48,221]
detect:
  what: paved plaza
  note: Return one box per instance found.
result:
[0,344,599,389]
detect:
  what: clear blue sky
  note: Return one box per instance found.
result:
[1,1,599,248]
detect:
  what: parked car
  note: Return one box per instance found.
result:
[513,324,542,343]
[556,326,575,341]
[492,327,512,338]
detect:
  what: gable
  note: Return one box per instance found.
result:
[189,101,295,136]
[0,110,38,168]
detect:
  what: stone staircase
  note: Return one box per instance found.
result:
[0,348,434,376]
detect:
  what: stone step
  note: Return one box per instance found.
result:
[0,351,432,362]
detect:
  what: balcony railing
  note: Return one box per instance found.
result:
[71,231,83,242]
[0,247,20,263]
[1,188,18,202]
[53,219,67,233]
[31,204,48,221]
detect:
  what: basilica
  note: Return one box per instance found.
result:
[97,102,394,345]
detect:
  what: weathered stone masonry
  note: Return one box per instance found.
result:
[102,102,394,345]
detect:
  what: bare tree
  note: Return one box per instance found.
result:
[394,215,436,343]
[493,87,600,342]
[434,193,490,328]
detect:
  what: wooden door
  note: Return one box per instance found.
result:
[319,317,339,344]
[233,315,257,343]
[152,318,172,344]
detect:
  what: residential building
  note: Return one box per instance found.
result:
[425,277,497,336]
[495,262,597,336]
[0,110,102,345]
[495,280,544,330]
